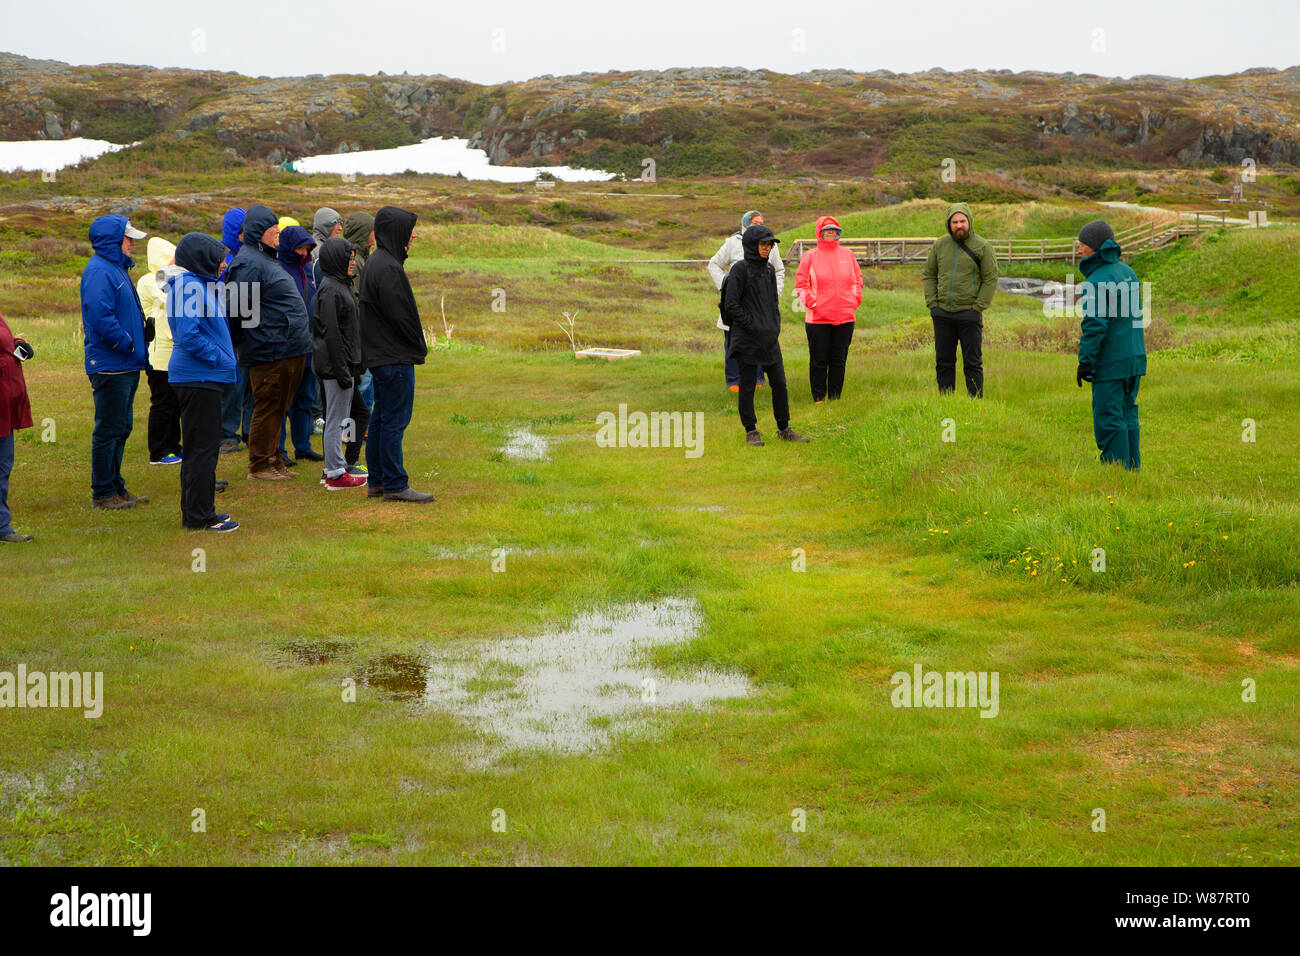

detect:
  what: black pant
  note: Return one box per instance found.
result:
[174,385,222,528]
[738,353,789,432]
[146,367,182,461]
[932,310,984,397]
[345,386,371,467]
[805,322,855,401]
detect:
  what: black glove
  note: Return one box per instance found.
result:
[1076,362,1094,387]
[144,317,156,344]
[337,378,353,391]
[13,338,33,361]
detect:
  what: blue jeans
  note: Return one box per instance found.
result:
[220,366,250,442]
[0,430,15,535]
[283,359,317,456]
[366,364,415,492]
[358,369,374,411]
[90,371,140,500]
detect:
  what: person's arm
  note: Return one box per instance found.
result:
[771,245,785,298]
[373,267,426,353]
[922,244,939,312]
[850,251,864,310]
[975,241,998,312]
[168,280,219,365]
[722,263,747,330]
[85,270,136,354]
[1076,277,1107,366]
[317,291,351,387]
[707,238,731,291]
[794,255,813,313]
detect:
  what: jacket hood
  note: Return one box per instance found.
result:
[374,206,417,260]
[221,208,246,255]
[89,214,132,268]
[319,237,354,282]
[343,211,374,253]
[175,232,229,281]
[1081,237,1123,275]
[243,205,279,254]
[276,225,316,268]
[312,207,342,246]
[741,224,779,265]
[815,215,842,249]
[946,202,973,236]
[146,236,176,273]
[157,263,186,288]
[278,216,300,230]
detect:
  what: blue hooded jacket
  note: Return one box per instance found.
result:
[166,233,237,386]
[276,225,317,315]
[80,215,149,376]
[223,204,312,367]
[221,208,246,268]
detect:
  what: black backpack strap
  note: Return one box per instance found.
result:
[957,241,983,291]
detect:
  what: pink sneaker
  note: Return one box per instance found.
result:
[323,473,368,491]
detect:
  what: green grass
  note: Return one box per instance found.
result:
[1,185,1296,866]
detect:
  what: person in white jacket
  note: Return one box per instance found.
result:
[709,210,783,391]
[137,237,185,465]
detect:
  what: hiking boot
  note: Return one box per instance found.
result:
[778,428,810,443]
[0,532,34,543]
[124,491,150,505]
[746,430,764,446]
[297,449,324,462]
[281,455,299,468]
[324,473,368,491]
[215,479,228,493]
[367,485,386,498]
[383,487,435,503]
[219,439,241,454]
[275,464,297,478]
[93,495,134,509]
[247,469,284,481]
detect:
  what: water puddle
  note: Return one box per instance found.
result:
[499,426,551,461]
[410,597,750,766]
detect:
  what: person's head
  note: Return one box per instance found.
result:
[369,230,376,250]
[343,211,375,256]
[946,202,973,241]
[221,208,246,255]
[816,215,843,244]
[89,215,145,264]
[120,220,146,257]
[262,223,280,248]
[374,206,418,260]
[318,236,355,282]
[174,232,229,282]
[348,248,356,275]
[1076,220,1115,259]
[741,210,763,230]
[313,207,344,245]
[758,239,773,259]
[741,223,779,264]
[241,205,280,254]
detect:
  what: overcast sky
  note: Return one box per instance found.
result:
[5,0,1296,84]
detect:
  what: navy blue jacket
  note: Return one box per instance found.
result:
[80,215,148,376]
[223,204,311,367]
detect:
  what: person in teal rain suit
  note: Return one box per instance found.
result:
[1074,220,1146,470]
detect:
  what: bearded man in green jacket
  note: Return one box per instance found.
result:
[922,202,999,397]
[1074,220,1146,470]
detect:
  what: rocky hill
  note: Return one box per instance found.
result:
[3,52,1299,177]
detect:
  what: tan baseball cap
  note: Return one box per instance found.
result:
[123,221,147,239]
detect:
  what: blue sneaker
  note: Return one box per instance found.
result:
[204,520,239,533]
[152,454,182,465]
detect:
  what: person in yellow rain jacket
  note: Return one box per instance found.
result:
[136,236,185,465]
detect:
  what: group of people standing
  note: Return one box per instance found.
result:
[707,203,1145,468]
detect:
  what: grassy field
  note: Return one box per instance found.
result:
[1,185,1297,865]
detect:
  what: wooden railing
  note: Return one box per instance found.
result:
[785,211,1240,266]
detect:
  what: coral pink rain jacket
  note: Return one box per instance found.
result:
[795,216,863,325]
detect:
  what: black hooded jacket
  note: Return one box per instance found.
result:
[223,204,312,366]
[723,225,784,365]
[359,205,427,367]
[313,238,362,386]
[174,233,227,280]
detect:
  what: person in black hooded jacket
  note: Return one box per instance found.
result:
[313,237,368,490]
[359,205,433,502]
[223,204,311,479]
[723,224,809,446]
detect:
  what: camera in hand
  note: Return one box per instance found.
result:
[13,340,33,361]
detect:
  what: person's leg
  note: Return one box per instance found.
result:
[146,368,171,461]
[805,323,831,402]
[1124,376,1141,471]
[90,373,124,499]
[322,379,353,479]
[162,373,183,457]
[724,330,740,387]
[0,431,14,535]
[345,386,370,468]
[366,367,388,489]
[220,367,244,444]
[380,365,416,493]
[737,361,759,433]
[767,353,791,431]
[827,322,855,400]
[247,362,283,474]
[176,386,221,527]
[358,369,374,411]
[240,373,253,443]
[110,372,139,497]
[290,362,317,456]
[1091,378,1130,467]
[932,314,958,393]
[957,316,984,398]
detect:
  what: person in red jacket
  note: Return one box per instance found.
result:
[0,311,35,543]
[795,216,863,403]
